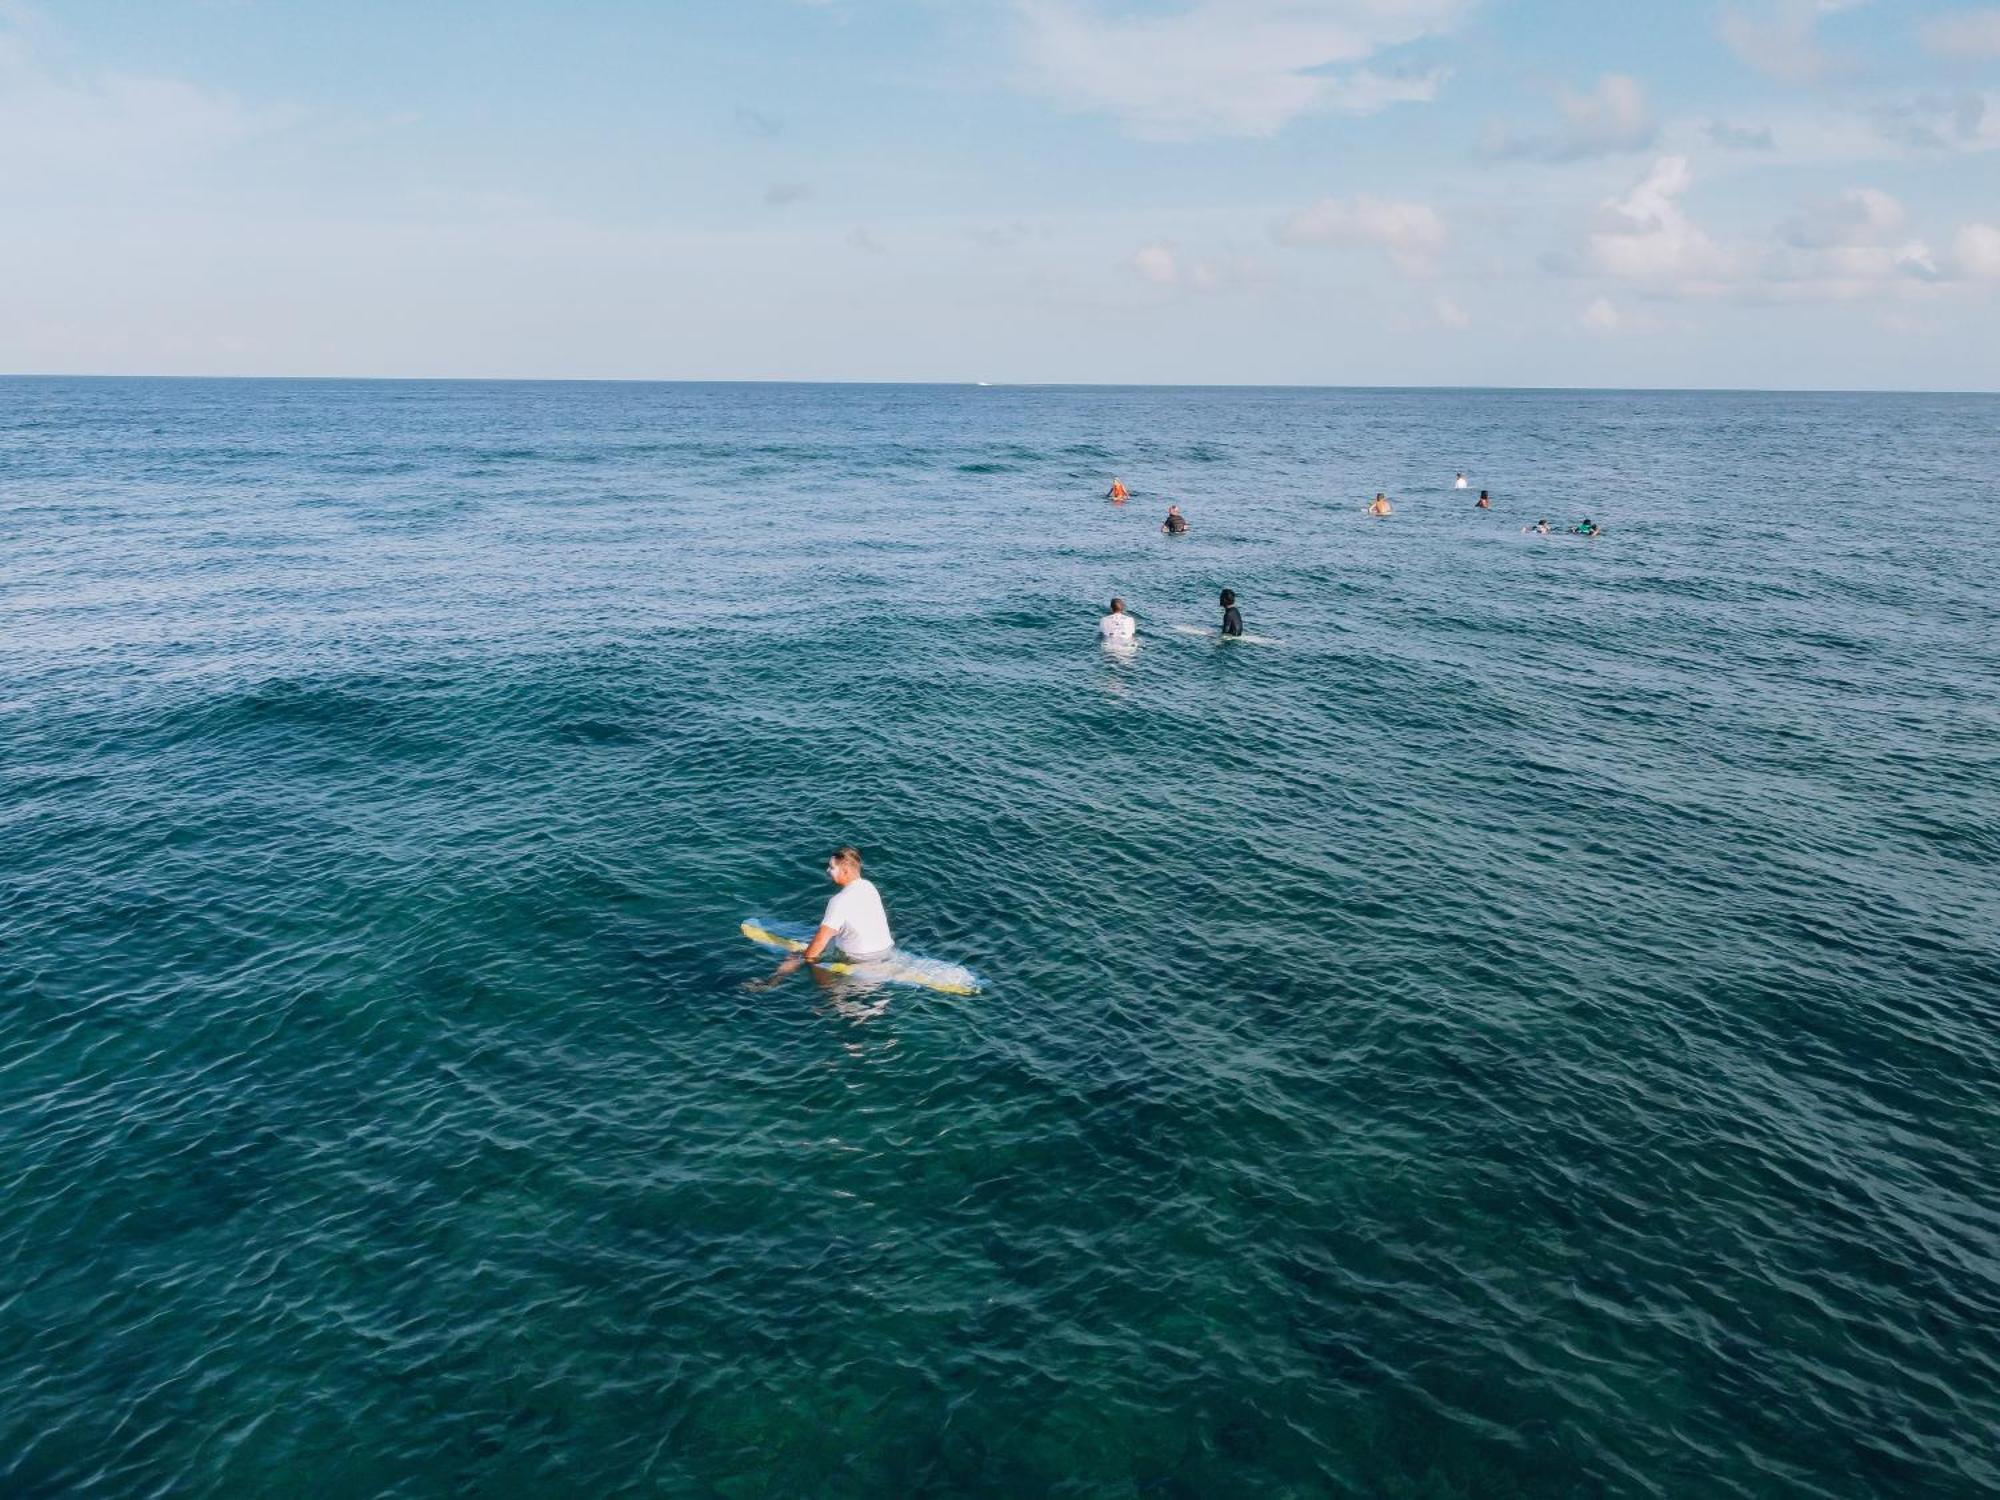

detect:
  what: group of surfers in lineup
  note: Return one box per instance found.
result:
[1372,474,1600,534]
[766,473,1602,986]
[1116,470,1599,535]
[1099,470,1603,644]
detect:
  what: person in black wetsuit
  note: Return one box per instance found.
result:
[1162,505,1188,535]
[1219,589,1244,637]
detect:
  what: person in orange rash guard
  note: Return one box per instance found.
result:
[1107,477,1130,502]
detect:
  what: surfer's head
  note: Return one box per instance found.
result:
[1108,597,1125,614]
[826,846,862,885]
[1219,589,1235,607]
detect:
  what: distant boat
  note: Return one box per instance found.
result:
[974,381,991,387]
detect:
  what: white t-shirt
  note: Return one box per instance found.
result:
[1453,475,1469,488]
[821,877,894,958]
[1098,612,1136,644]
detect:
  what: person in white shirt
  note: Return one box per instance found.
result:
[1098,597,1136,646]
[1454,472,1469,489]
[776,846,894,976]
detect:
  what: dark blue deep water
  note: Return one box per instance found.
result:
[3,378,1997,1498]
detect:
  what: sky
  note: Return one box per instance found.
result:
[4,0,1998,388]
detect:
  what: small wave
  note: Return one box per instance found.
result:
[550,717,646,746]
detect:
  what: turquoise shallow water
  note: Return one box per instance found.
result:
[3,377,1998,1497]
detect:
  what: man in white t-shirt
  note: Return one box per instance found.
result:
[1098,597,1136,646]
[795,846,895,966]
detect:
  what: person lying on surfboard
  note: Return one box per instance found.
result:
[766,846,894,980]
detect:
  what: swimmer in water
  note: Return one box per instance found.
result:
[1162,504,1188,535]
[1533,518,1550,534]
[1475,489,1491,509]
[755,846,895,988]
[1573,518,1601,537]
[1368,493,1394,516]
[1098,596,1137,646]
[1107,477,1129,502]
[1454,472,1469,489]
[1219,589,1243,638]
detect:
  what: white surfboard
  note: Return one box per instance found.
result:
[741,920,982,996]
[1170,624,1285,645]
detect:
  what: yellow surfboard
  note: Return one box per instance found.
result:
[740,920,982,996]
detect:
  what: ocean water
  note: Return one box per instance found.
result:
[3,377,1997,1498]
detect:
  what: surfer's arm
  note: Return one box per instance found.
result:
[799,924,839,963]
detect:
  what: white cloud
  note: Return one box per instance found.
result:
[1580,160,1962,303]
[1556,74,1655,157]
[0,27,269,194]
[1920,8,2000,58]
[1579,296,1623,331]
[1872,90,2000,152]
[1721,0,1868,84]
[1662,105,1879,167]
[1762,239,1943,297]
[1707,119,1777,150]
[1012,0,1467,139]
[1957,223,2000,278]
[1894,242,1942,281]
[1487,73,1656,161]
[1586,156,1736,288]
[1433,295,1470,328]
[969,220,1040,250]
[1337,67,1452,114]
[1132,243,1180,284]
[1275,194,1448,275]
[1780,187,1904,248]
[1126,242,1261,291]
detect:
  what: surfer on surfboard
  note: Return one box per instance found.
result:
[764,846,894,982]
[743,847,981,995]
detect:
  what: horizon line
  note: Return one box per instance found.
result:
[2,373,1995,397]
